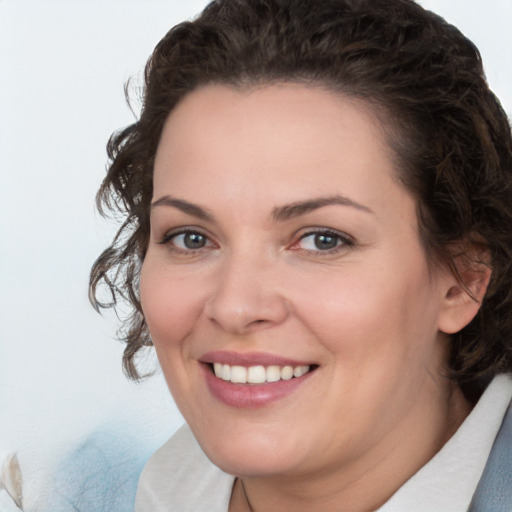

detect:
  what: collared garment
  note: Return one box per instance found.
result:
[135,374,512,512]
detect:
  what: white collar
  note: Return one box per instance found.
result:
[377,374,512,512]
[136,374,512,512]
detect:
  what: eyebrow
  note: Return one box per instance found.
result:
[272,195,374,222]
[150,193,374,222]
[151,196,215,222]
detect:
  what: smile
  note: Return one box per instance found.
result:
[201,353,318,408]
[213,363,311,384]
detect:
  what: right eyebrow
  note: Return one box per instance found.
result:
[150,195,215,222]
[272,194,374,222]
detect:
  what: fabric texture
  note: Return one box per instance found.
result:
[468,398,512,512]
[135,374,512,512]
[135,425,233,512]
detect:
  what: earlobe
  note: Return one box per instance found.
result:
[437,245,492,334]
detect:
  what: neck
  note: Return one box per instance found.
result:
[229,382,471,512]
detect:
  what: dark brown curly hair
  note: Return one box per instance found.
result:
[90,0,512,398]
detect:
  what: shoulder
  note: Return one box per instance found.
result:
[135,424,234,512]
[468,374,512,511]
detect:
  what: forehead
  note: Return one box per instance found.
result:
[152,83,411,223]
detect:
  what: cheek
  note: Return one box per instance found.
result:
[291,258,440,361]
[139,259,205,348]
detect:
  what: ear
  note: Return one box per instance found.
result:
[437,243,492,334]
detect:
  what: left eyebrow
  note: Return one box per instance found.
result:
[272,195,375,222]
[150,195,215,222]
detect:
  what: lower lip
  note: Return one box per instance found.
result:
[202,364,314,409]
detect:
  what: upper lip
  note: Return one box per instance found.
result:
[200,350,314,367]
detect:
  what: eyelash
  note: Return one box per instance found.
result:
[290,229,355,255]
[158,228,215,253]
[157,228,355,255]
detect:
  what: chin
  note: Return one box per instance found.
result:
[208,450,300,479]
[195,424,305,478]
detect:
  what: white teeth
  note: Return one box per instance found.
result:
[266,365,281,382]
[281,366,294,380]
[212,363,311,383]
[221,364,231,381]
[294,365,309,378]
[247,365,266,384]
[231,366,247,383]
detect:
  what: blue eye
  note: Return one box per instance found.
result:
[160,230,214,251]
[296,230,352,252]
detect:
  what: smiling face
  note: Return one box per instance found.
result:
[140,84,470,491]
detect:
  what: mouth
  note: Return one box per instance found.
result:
[200,351,319,407]
[208,362,318,384]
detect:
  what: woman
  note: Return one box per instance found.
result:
[90,0,512,510]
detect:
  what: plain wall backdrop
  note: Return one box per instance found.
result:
[0,0,511,509]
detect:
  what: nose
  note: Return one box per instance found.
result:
[203,253,289,335]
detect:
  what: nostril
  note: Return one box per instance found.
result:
[247,318,270,329]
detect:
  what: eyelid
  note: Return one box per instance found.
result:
[289,227,355,253]
[157,226,217,250]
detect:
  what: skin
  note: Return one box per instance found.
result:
[140,83,488,511]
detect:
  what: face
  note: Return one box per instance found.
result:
[140,84,459,480]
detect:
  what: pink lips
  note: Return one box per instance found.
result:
[201,350,312,367]
[200,351,316,409]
